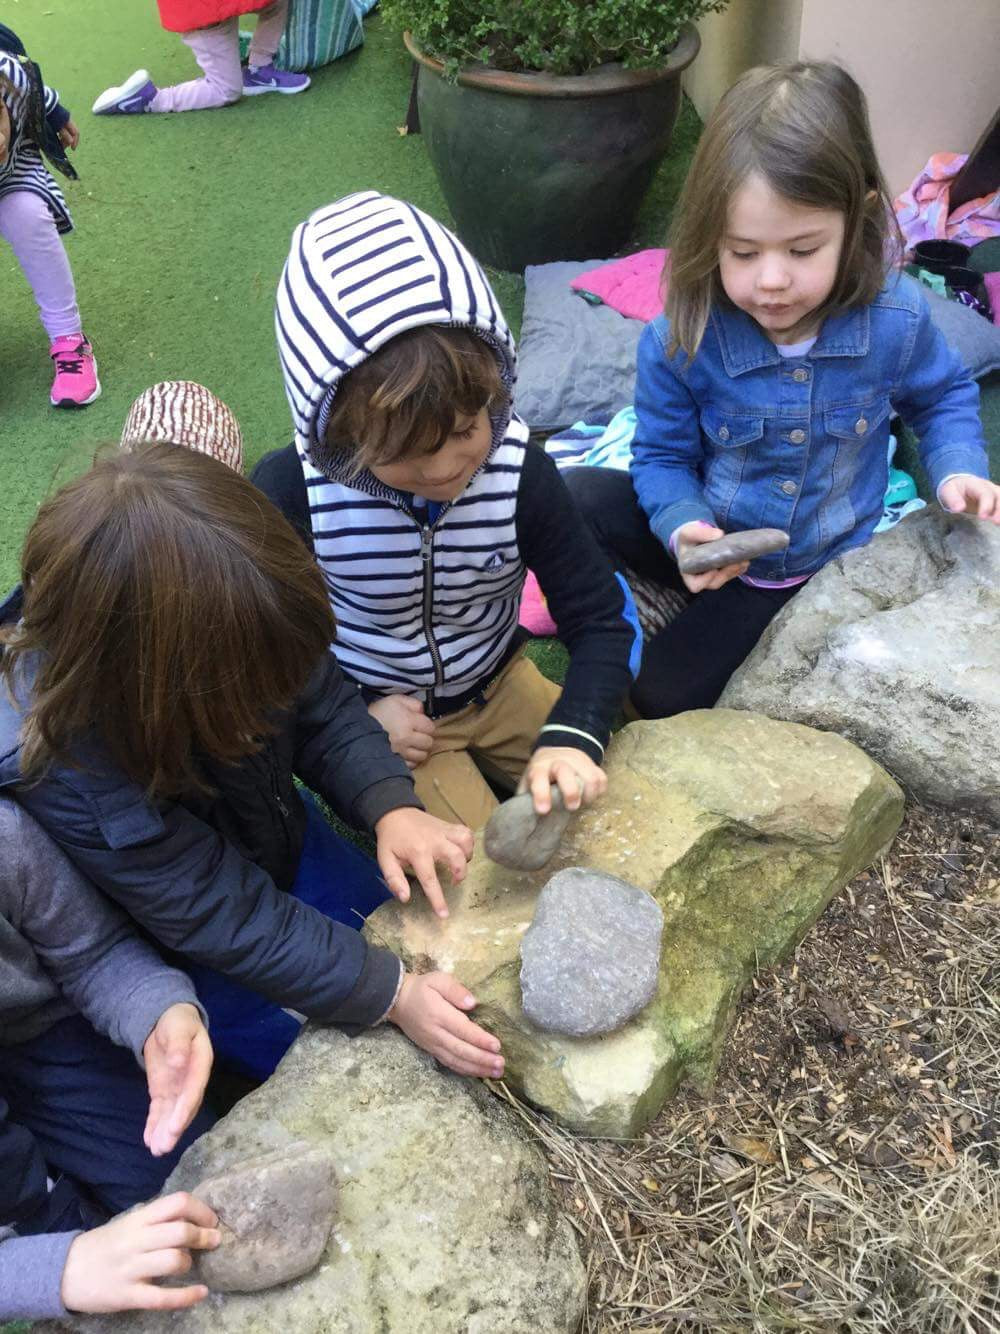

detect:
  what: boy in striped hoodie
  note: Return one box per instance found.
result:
[253,192,639,830]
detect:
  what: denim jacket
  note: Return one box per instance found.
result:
[630,273,989,580]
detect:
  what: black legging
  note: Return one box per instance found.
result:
[563,467,803,718]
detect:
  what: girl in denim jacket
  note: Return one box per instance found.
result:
[566,61,999,719]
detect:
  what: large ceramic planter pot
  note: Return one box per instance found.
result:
[405,25,700,272]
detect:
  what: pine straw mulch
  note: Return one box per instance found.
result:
[497,803,1000,1334]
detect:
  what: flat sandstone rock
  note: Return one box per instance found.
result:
[520,867,663,1036]
[678,527,789,574]
[192,1142,337,1292]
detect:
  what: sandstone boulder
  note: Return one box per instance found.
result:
[368,711,903,1137]
[721,508,1000,819]
[39,1026,585,1334]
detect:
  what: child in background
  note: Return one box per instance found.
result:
[253,191,639,831]
[0,444,499,1085]
[1,799,217,1322]
[93,0,309,116]
[564,61,999,720]
[0,31,99,408]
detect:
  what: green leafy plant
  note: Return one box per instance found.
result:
[380,0,729,77]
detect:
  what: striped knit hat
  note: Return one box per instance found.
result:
[119,381,244,474]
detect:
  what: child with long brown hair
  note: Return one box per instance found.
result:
[0,443,502,1085]
[565,61,999,719]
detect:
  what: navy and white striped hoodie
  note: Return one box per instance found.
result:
[270,191,637,764]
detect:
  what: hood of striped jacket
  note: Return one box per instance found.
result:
[276,190,518,482]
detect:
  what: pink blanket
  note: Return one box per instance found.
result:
[570,248,670,323]
[894,152,1000,252]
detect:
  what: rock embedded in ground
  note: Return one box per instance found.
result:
[484,784,573,870]
[720,507,1000,819]
[38,1027,585,1334]
[366,710,904,1138]
[678,527,789,574]
[520,867,663,1036]
[191,1142,337,1292]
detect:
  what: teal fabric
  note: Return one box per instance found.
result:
[240,0,373,71]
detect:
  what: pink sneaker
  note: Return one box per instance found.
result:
[49,334,101,408]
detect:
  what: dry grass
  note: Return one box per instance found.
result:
[496,805,1000,1333]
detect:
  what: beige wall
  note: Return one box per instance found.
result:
[684,0,999,195]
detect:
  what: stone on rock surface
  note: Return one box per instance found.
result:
[678,527,789,574]
[484,785,573,870]
[520,867,663,1036]
[366,710,903,1137]
[39,1027,584,1334]
[720,508,1000,819]
[191,1142,337,1292]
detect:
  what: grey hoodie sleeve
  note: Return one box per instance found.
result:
[0,1229,79,1321]
[8,804,206,1062]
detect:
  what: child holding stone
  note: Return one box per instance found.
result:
[564,61,999,719]
[254,191,639,831]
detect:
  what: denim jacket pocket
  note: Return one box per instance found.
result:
[823,397,892,443]
[700,406,766,449]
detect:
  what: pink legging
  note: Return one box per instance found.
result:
[0,191,81,340]
[150,0,289,113]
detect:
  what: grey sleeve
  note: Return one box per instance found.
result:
[0,1229,79,1320]
[11,807,206,1062]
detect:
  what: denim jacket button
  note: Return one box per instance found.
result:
[792,367,809,383]
[789,428,806,444]
[855,416,868,435]
[718,425,730,441]
[781,480,798,495]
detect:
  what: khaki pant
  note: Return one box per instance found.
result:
[412,653,561,830]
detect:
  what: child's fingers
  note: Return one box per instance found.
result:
[139,1247,195,1280]
[552,762,584,811]
[409,852,448,918]
[139,1192,218,1230]
[528,768,554,814]
[126,1282,210,1312]
[376,849,411,903]
[436,1035,505,1078]
[440,837,469,885]
[139,1221,221,1254]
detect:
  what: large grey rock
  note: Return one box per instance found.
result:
[484,785,573,871]
[40,1027,585,1334]
[192,1142,337,1292]
[366,711,903,1137]
[720,507,1000,818]
[520,867,663,1036]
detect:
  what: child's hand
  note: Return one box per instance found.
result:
[374,808,473,918]
[387,972,504,1079]
[674,522,750,593]
[939,475,1000,523]
[60,1192,221,1314]
[519,747,607,815]
[369,694,436,768]
[143,1003,213,1158]
[58,119,80,151]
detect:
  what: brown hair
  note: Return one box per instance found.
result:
[322,325,504,473]
[666,61,901,359]
[1,443,335,798]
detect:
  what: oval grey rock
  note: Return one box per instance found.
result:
[484,785,573,870]
[192,1142,338,1293]
[678,527,790,575]
[520,867,664,1037]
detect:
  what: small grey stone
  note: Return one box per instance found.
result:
[484,785,573,870]
[520,867,664,1036]
[678,528,790,575]
[192,1142,337,1293]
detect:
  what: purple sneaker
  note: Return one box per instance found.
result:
[92,69,157,115]
[242,63,311,96]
